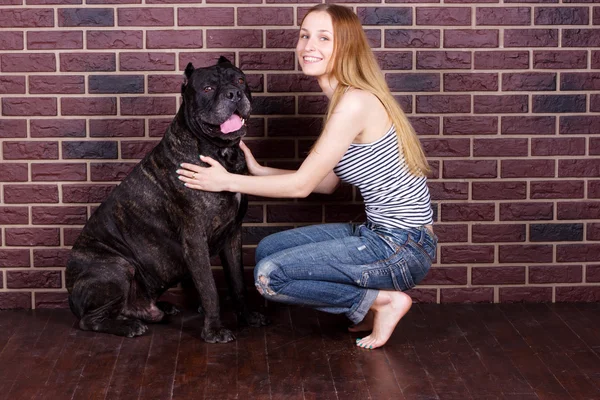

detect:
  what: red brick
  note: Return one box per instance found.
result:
[561,73,600,91]
[563,29,600,47]
[530,180,584,199]
[555,286,600,302]
[2,98,57,116]
[29,75,84,94]
[5,228,60,246]
[178,7,234,26]
[89,118,144,137]
[441,203,495,222]
[0,76,25,94]
[33,248,70,268]
[474,51,529,69]
[62,184,115,203]
[559,116,600,134]
[0,249,30,267]
[505,29,558,47]
[3,141,58,160]
[477,7,531,25]
[30,0,84,4]
[592,181,600,199]
[117,7,173,26]
[32,206,87,225]
[407,289,437,304]
[557,202,600,220]
[297,96,325,114]
[2,53,56,72]
[421,138,470,157]
[443,160,497,179]
[500,202,553,221]
[441,288,494,303]
[0,9,54,27]
[64,228,83,245]
[444,73,498,92]
[416,95,470,113]
[588,224,600,241]
[533,50,587,69]
[472,266,525,285]
[421,267,467,285]
[587,265,600,283]
[0,120,27,138]
[593,51,600,69]
[432,224,467,243]
[0,293,31,309]
[472,224,525,243]
[31,163,86,181]
[238,7,293,26]
[473,181,526,200]
[149,118,173,137]
[441,245,494,264]
[535,7,588,25]
[501,159,555,178]
[531,138,585,156]
[27,30,82,49]
[240,52,294,70]
[374,51,412,70]
[121,140,159,159]
[416,7,470,25]
[529,265,582,284]
[207,29,262,48]
[386,73,440,92]
[119,52,175,71]
[416,51,471,69]
[267,74,320,93]
[501,116,555,135]
[502,72,556,91]
[474,95,528,114]
[178,52,235,70]
[475,138,528,157]
[7,270,61,289]
[87,30,142,49]
[444,29,499,48]
[267,117,322,137]
[0,163,28,182]
[147,30,202,49]
[30,119,83,139]
[410,117,439,135]
[35,293,69,309]
[385,29,440,48]
[266,29,298,48]
[499,287,552,303]
[61,97,116,116]
[4,184,58,204]
[0,31,24,50]
[593,94,600,112]
[428,182,468,200]
[499,245,553,263]
[266,204,321,223]
[120,97,176,116]
[90,162,136,181]
[0,207,28,224]
[60,52,115,72]
[559,159,600,178]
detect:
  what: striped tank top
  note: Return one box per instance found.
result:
[333,126,434,229]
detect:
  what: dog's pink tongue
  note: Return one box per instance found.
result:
[220,114,243,134]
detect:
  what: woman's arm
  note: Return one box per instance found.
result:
[179,90,366,198]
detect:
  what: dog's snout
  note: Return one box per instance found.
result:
[226,89,242,102]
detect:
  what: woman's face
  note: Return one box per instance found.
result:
[296,11,335,77]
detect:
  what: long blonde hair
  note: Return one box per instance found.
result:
[302,4,430,176]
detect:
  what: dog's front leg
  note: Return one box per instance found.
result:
[183,232,234,343]
[219,228,269,328]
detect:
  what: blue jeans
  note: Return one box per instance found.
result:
[253,222,437,324]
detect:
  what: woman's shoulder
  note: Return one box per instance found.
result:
[338,87,381,113]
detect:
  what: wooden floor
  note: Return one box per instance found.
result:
[0,303,599,400]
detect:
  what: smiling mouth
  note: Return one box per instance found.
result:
[303,56,323,64]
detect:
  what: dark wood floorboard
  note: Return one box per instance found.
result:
[1,303,600,399]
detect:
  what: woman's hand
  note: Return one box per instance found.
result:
[176,156,231,192]
[240,140,264,176]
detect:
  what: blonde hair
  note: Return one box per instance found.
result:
[302,4,430,176]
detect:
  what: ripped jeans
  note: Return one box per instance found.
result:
[253,222,437,324]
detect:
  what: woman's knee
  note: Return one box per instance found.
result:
[254,259,281,296]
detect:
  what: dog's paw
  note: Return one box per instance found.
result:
[157,301,180,316]
[201,327,235,343]
[240,311,270,327]
[125,320,148,338]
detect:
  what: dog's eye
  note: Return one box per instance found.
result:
[204,86,213,92]
[237,78,244,84]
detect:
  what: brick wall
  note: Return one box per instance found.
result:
[1,1,599,309]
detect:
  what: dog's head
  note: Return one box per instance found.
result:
[181,57,252,141]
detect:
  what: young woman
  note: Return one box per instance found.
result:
[176,4,436,349]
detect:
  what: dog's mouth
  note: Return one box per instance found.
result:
[219,111,246,134]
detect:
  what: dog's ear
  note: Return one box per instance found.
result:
[182,62,195,95]
[217,56,232,65]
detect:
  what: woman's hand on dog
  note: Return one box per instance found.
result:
[239,141,264,176]
[177,156,230,192]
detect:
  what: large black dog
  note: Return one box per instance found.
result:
[66,57,267,343]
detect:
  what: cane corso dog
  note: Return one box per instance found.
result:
[66,57,268,343]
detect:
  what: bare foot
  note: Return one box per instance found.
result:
[355,291,412,350]
[348,310,374,332]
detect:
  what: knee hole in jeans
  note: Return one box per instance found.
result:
[254,261,278,296]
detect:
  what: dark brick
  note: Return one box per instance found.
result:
[533,95,586,113]
[474,51,529,69]
[472,224,526,243]
[441,288,493,304]
[530,223,583,242]
[243,226,291,245]
[555,287,600,303]
[535,7,589,24]
[385,29,440,48]
[530,180,585,199]
[421,267,467,285]
[386,73,440,92]
[505,29,558,47]
[444,29,499,48]
[148,118,172,137]
[250,96,295,115]
[472,266,525,285]
[587,265,600,282]
[62,141,118,159]
[530,265,582,284]
[561,73,600,90]
[501,159,555,178]
[591,181,600,198]
[7,271,61,289]
[502,72,556,91]
[559,116,600,134]
[358,7,411,25]
[562,29,600,47]
[298,95,328,115]
[33,248,69,268]
[500,202,553,221]
[89,75,144,94]
[477,7,532,25]
[35,293,69,309]
[91,162,136,181]
[59,8,114,27]
[441,245,494,264]
[531,137,585,156]
[0,293,31,309]
[121,141,159,159]
[474,95,528,114]
[501,116,555,135]
[533,50,587,69]
[499,287,552,303]
[267,204,321,223]
[268,117,323,137]
[444,73,498,92]
[266,29,298,48]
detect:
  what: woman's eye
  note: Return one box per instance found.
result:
[300,34,308,39]
[204,86,213,92]
[320,36,329,41]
